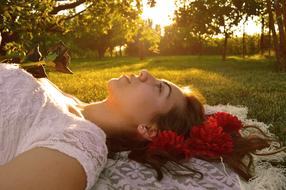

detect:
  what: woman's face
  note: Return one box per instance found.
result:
[107,70,185,125]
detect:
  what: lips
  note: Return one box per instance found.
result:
[122,75,131,83]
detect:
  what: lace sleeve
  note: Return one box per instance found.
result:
[18,124,108,190]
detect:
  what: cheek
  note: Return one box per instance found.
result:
[108,81,160,109]
[130,89,160,110]
[107,82,163,123]
[125,92,160,122]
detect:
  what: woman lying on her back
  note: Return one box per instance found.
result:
[0,64,283,190]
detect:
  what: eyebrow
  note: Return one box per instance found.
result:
[163,81,172,98]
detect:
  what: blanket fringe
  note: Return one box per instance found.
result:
[205,104,286,190]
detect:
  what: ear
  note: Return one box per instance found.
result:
[137,124,158,141]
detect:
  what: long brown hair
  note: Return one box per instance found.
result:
[106,94,205,179]
[106,93,281,181]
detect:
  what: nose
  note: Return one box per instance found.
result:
[139,69,156,84]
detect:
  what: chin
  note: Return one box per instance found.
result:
[107,78,120,95]
[107,79,115,92]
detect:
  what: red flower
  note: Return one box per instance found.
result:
[148,131,191,159]
[147,112,242,161]
[212,112,243,133]
[188,117,234,158]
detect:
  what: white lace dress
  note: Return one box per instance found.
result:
[0,64,108,190]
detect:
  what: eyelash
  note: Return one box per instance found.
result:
[157,83,163,93]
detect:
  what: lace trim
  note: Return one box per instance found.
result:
[18,124,107,190]
[22,127,107,189]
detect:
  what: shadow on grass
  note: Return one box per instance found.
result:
[70,57,143,71]
[69,56,275,75]
[143,55,275,73]
[68,55,279,93]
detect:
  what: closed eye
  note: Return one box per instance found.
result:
[156,82,163,93]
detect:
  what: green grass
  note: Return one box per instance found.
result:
[48,55,286,142]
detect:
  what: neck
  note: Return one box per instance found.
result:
[78,100,136,137]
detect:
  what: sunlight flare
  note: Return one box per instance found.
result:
[182,86,192,94]
[141,0,260,36]
[141,0,175,27]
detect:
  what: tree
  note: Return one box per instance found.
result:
[266,0,286,71]
[69,1,141,58]
[0,0,143,58]
[0,0,99,56]
[0,0,56,56]
[126,19,160,59]
[235,0,264,58]
[175,0,244,60]
[160,23,211,55]
[174,1,217,56]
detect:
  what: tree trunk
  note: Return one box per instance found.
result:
[274,0,286,54]
[274,0,286,70]
[222,32,228,61]
[267,0,283,71]
[119,45,122,57]
[268,20,271,56]
[260,17,265,55]
[109,47,113,57]
[197,34,203,57]
[283,0,286,32]
[242,21,246,58]
[98,47,106,59]
[139,41,145,60]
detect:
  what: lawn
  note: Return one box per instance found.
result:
[48,55,286,143]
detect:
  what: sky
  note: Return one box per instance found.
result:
[141,0,262,36]
[141,0,176,27]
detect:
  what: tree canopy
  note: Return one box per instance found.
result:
[1,0,286,70]
[0,0,159,59]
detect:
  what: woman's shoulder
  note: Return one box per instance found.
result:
[0,64,38,85]
[0,147,87,190]
[0,64,45,120]
[17,118,108,190]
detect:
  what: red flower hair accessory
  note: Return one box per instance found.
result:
[212,112,243,133]
[188,117,233,158]
[148,131,191,159]
[148,112,242,160]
